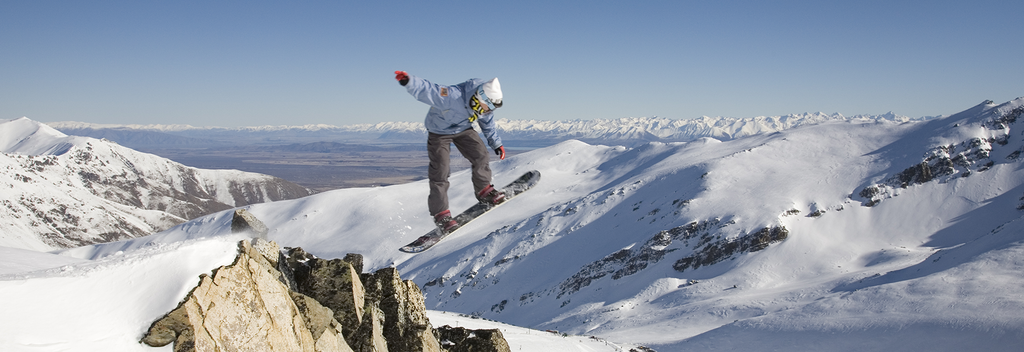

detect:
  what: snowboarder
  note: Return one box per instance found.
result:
[394,71,507,233]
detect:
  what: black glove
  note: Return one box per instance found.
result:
[494,146,505,160]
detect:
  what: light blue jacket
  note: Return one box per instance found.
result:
[404,74,503,150]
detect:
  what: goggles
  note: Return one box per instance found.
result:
[475,86,497,111]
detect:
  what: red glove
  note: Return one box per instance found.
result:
[494,146,506,160]
[394,71,409,86]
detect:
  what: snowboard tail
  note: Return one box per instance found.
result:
[400,170,541,253]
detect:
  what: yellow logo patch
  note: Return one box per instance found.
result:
[440,87,448,97]
[469,94,489,123]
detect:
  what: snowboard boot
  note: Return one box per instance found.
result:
[433,210,458,233]
[477,185,506,206]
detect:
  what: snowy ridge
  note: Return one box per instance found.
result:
[47,112,923,144]
[4,99,1024,350]
[0,118,311,251]
[0,117,81,155]
[496,112,917,141]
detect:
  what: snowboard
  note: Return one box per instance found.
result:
[400,170,541,253]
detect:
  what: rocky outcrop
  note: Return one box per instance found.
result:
[284,248,441,352]
[558,221,720,297]
[232,208,269,240]
[142,238,509,352]
[858,103,1024,207]
[435,326,511,352]
[672,226,789,272]
[282,247,366,343]
[361,267,440,352]
[558,220,789,297]
[140,239,349,352]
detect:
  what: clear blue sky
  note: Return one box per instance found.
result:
[2,1,1022,127]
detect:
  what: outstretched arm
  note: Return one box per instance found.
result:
[395,71,461,109]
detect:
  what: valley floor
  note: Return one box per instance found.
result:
[145,146,526,192]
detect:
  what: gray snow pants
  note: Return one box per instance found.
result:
[427,128,492,216]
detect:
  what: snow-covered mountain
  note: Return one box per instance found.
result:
[48,112,925,148]
[0,117,312,251]
[496,112,920,142]
[3,99,1023,351]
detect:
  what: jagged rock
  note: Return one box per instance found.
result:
[284,247,366,343]
[558,249,631,297]
[141,239,352,351]
[673,226,789,272]
[557,220,789,294]
[896,162,934,187]
[252,236,281,265]
[363,267,442,352]
[435,325,512,352]
[142,226,507,352]
[344,253,365,274]
[350,304,389,352]
[858,106,1024,207]
[291,292,354,352]
[559,220,720,297]
[231,208,269,240]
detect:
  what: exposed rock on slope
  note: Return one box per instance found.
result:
[558,220,789,297]
[671,225,788,273]
[143,238,510,352]
[858,101,1024,207]
[141,239,350,352]
[435,326,510,352]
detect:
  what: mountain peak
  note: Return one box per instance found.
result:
[0,117,312,250]
[0,117,74,155]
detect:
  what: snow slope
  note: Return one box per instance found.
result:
[0,236,632,351]
[3,99,1024,351]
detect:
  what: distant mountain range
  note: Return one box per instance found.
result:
[48,112,928,149]
[0,117,312,250]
